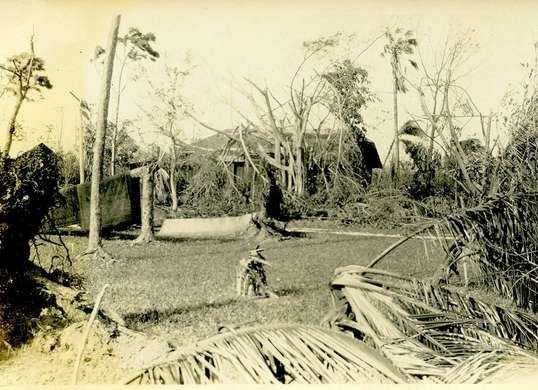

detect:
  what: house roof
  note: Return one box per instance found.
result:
[192,132,236,150]
[192,130,382,170]
[192,131,273,152]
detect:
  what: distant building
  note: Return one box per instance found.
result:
[192,130,382,185]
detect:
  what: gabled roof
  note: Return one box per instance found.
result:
[192,131,273,152]
[192,132,236,150]
[192,130,382,170]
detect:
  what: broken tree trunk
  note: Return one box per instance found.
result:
[131,165,156,244]
[0,144,61,345]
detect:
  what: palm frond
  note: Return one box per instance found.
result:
[438,192,538,313]
[325,266,538,382]
[441,349,538,383]
[123,323,409,384]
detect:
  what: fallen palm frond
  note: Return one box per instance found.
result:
[437,192,538,313]
[122,323,409,384]
[442,349,538,384]
[325,266,538,383]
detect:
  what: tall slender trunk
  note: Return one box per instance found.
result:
[110,130,116,176]
[391,60,399,181]
[78,117,86,184]
[337,126,344,172]
[295,145,304,195]
[442,71,476,195]
[87,15,121,252]
[110,57,127,176]
[170,145,178,211]
[69,92,86,183]
[2,95,24,156]
[287,168,293,192]
[428,123,436,157]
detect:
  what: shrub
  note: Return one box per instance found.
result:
[179,157,256,217]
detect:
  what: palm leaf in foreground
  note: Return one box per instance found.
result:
[325,265,538,383]
[123,323,409,384]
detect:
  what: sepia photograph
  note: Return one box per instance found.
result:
[1,0,538,385]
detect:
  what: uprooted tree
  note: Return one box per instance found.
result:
[0,144,61,345]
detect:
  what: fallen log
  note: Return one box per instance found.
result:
[157,213,256,240]
[157,213,292,241]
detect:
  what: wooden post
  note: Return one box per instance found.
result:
[87,15,121,252]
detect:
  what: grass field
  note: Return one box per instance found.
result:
[0,226,456,384]
[33,229,446,347]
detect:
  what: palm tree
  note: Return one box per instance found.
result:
[382,28,418,181]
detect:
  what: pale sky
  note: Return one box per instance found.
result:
[2,0,538,160]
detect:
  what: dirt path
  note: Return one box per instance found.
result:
[288,226,451,240]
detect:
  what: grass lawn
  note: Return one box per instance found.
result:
[33,229,446,347]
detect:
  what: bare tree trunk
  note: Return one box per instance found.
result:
[2,96,24,156]
[428,121,436,157]
[170,148,178,211]
[274,139,285,184]
[442,71,477,195]
[87,15,121,252]
[295,145,304,195]
[79,120,86,184]
[69,91,86,184]
[391,62,399,181]
[110,58,127,177]
[110,130,116,176]
[134,168,155,243]
[287,166,293,192]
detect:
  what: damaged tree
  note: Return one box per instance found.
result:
[236,247,276,298]
[0,35,53,156]
[0,144,61,345]
[141,63,192,211]
[131,163,158,244]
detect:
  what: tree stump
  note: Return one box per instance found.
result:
[236,251,268,298]
[236,248,276,298]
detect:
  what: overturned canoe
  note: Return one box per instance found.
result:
[157,213,256,239]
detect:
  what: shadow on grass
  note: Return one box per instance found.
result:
[123,284,322,330]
